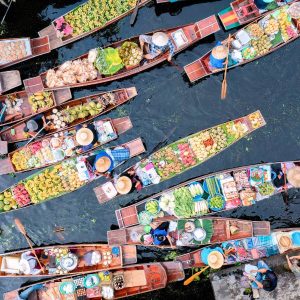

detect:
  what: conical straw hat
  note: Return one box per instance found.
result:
[287,166,300,187]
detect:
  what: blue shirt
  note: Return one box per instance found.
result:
[151,228,168,245]
[150,40,175,58]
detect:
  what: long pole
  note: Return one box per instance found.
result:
[1,0,14,25]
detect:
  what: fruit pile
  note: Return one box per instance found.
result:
[188,131,212,161]
[118,42,143,67]
[177,142,197,167]
[0,191,18,212]
[251,34,272,56]
[145,200,159,215]
[152,146,184,179]
[28,92,54,112]
[248,23,264,38]
[11,149,32,171]
[24,165,66,203]
[209,195,224,211]
[209,126,228,153]
[12,184,31,207]
[278,9,297,41]
[264,19,279,35]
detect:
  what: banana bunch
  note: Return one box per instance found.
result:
[28,91,54,112]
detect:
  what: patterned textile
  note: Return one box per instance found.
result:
[111,147,130,162]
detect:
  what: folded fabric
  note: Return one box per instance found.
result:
[111,147,130,162]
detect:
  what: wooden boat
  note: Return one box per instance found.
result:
[218,0,296,30]
[175,228,300,269]
[184,3,300,82]
[0,87,137,144]
[107,217,270,248]
[23,15,220,93]
[0,244,137,278]
[3,261,185,300]
[115,161,298,229]
[93,110,266,204]
[0,36,51,70]
[2,116,133,175]
[0,137,145,214]
[0,70,22,94]
[0,88,71,127]
[38,0,151,50]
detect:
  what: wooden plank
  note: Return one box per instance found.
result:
[0,140,7,155]
[161,261,185,282]
[107,229,127,245]
[119,206,139,228]
[253,221,271,236]
[31,36,51,55]
[196,15,220,38]
[121,245,137,265]
[23,76,44,94]
[52,88,72,105]
[112,117,133,135]
[0,71,22,94]
[184,59,209,82]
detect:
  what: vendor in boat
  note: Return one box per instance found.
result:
[23,114,49,138]
[286,254,300,279]
[75,123,98,153]
[115,168,142,195]
[209,42,229,69]
[147,221,174,247]
[18,251,43,276]
[139,32,175,62]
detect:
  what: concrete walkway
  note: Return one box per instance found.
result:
[210,251,300,300]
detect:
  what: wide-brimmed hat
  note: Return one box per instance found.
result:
[76,128,94,146]
[278,235,292,249]
[212,45,228,60]
[152,32,169,47]
[207,251,224,269]
[19,259,31,275]
[95,156,111,173]
[50,137,62,149]
[26,120,39,132]
[116,176,132,195]
[287,166,300,187]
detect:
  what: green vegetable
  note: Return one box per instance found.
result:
[146,200,159,215]
[94,47,124,75]
[174,187,195,218]
[258,182,275,196]
[209,195,224,209]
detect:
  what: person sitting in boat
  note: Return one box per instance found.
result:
[148,221,174,247]
[209,42,229,69]
[18,251,43,276]
[23,114,49,138]
[139,32,175,62]
[244,260,277,292]
[17,283,44,300]
[75,123,97,153]
[286,254,300,279]
[116,168,142,195]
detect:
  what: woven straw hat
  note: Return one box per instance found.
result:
[76,128,94,146]
[116,176,132,195]
[152,32,169,47]
[95,156,111,173]
[287,166,300,187]
[212,45,228,60]
[207,251,224,269]
[278,235,292,249]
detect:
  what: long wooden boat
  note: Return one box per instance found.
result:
[0,138,145,214]
[107,217,270,248]
[0,36,51,70]
[93,110,266,204]
[3,117,132,175]
[0,244,137,278]
[0,88,71,127]
[4,261,185,300]
[0,70,22,94]
[115,161,298,228]
[38,0,151,50]
[23,15,220,93]
[3,116,132,174]
[175,228,300,269]
[184,3,300,82]
[0,87,137,144]
[218,0,296,30]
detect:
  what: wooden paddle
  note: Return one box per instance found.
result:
[130,0,140,26]
[24,120,52,148]
[14,218,45,273]
[183,266,209,285]
[221,34,231,100]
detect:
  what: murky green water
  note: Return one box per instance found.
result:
[0,0,300,298]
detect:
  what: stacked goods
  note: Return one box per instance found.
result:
[188,131,212,161]
[159,193,176,213]
[173,187,195,218]
[0,40,29,64]
[28,92,54,112]
[3,95,24,117]
[251,34,272,55]
[118,42,143,68]
[45,59,98,88]
[176,142,197,167]
[264,19,279,35]
[12,184,31,207]
[145,200,160,215]
[11,149,32,171]
[248,24,264,38]
[61,0,137,37]
[209,126,228,153]
[0,191,17,212]
[278,8,298,41]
